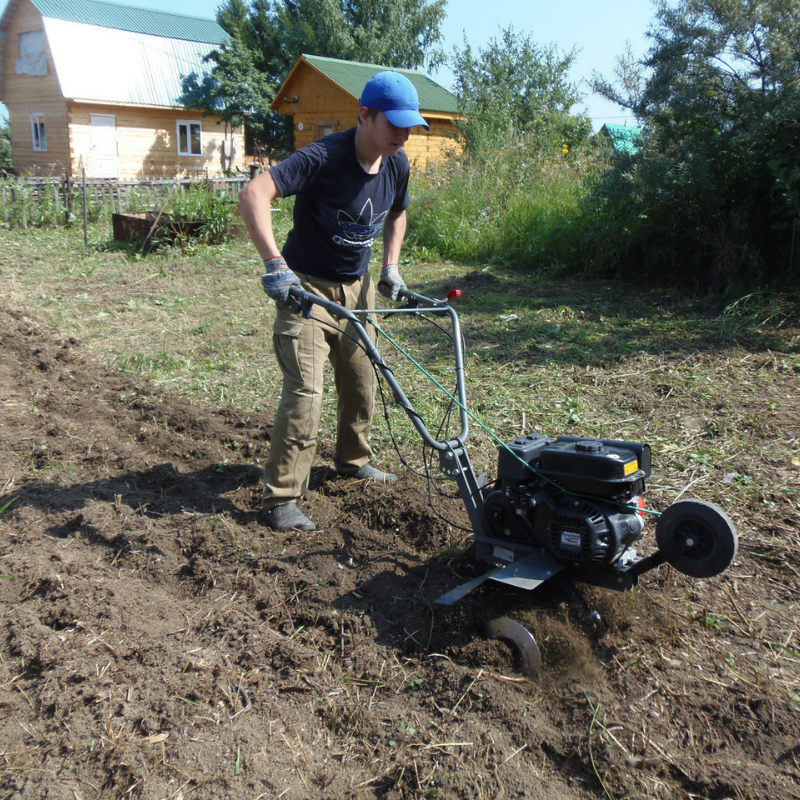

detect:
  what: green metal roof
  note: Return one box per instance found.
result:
[29,0,227,43]
[600,123,643,155]
[301,54,459,114]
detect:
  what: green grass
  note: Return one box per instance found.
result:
[0,179,240,241]
[407,143,601,272]
[0,495,18,516]
[2,221,799,531]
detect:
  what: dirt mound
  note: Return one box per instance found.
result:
[1,306,798,799]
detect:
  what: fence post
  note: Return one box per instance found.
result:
[65,174,72,226]
[52,181,60,226]
[82,168,88,248]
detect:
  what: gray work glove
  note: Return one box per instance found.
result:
[261,256,301,306]
[378,263,407,301]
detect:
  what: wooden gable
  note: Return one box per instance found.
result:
[272,54,462,167]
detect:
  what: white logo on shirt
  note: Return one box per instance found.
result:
[333,198,388,249]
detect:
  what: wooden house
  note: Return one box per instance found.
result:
[272,54,462,167]
[0,0,245,178]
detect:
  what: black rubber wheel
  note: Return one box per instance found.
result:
[655,499,738,578]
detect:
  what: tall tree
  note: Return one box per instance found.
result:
[592,0,800,288]
[590,42,647,116]
[183,0,445,157]
[450,26,590,155]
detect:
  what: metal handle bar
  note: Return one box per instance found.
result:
[288,286,470,450]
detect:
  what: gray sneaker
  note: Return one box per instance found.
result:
[264,502,315,531]
[341,464,397,483]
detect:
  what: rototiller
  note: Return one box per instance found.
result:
[289,286,738,661]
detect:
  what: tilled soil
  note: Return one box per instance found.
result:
[1,305,799,799]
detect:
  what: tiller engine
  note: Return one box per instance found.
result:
[289,287,738,616]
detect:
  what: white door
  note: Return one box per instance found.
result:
[89,114,118,178]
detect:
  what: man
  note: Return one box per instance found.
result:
[239,70,429,532]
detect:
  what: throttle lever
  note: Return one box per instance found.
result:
[390,287,462,315]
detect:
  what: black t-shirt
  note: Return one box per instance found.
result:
[269,127,411,281]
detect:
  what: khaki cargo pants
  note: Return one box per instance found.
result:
[262,272,378,508]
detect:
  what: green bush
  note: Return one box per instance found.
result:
[0,178,105,227]
[581,0,800,292]
[166,184,239,245]
[0,125,12,172]
[408,134,601,273]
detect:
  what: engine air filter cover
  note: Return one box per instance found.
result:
[539,436,650,498]
[497,432,552,481]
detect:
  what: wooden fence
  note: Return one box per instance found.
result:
[0,174,252,230]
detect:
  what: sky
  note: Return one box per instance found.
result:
[1,0,659,129]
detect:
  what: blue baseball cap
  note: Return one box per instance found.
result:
[360,71,430,130]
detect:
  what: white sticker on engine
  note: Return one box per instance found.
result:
[493,546,515,562]
[561,531,582,548]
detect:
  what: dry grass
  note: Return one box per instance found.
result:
[2,222,799,517]
[2,221,800,799]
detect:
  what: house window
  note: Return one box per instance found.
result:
[31,114,47,151]
[17,30,47,76]
[317,121,339,139]
[177,120,202,156]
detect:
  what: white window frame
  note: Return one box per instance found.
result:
[31,113,47,151]
[177,120,202,156]
[317,120,339,139]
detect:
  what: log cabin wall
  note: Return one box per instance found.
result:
[2,0,70,174]
[403,115,461,168]
[67,104,245,179]
[272,56,463,169]
[278,69,355,151]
